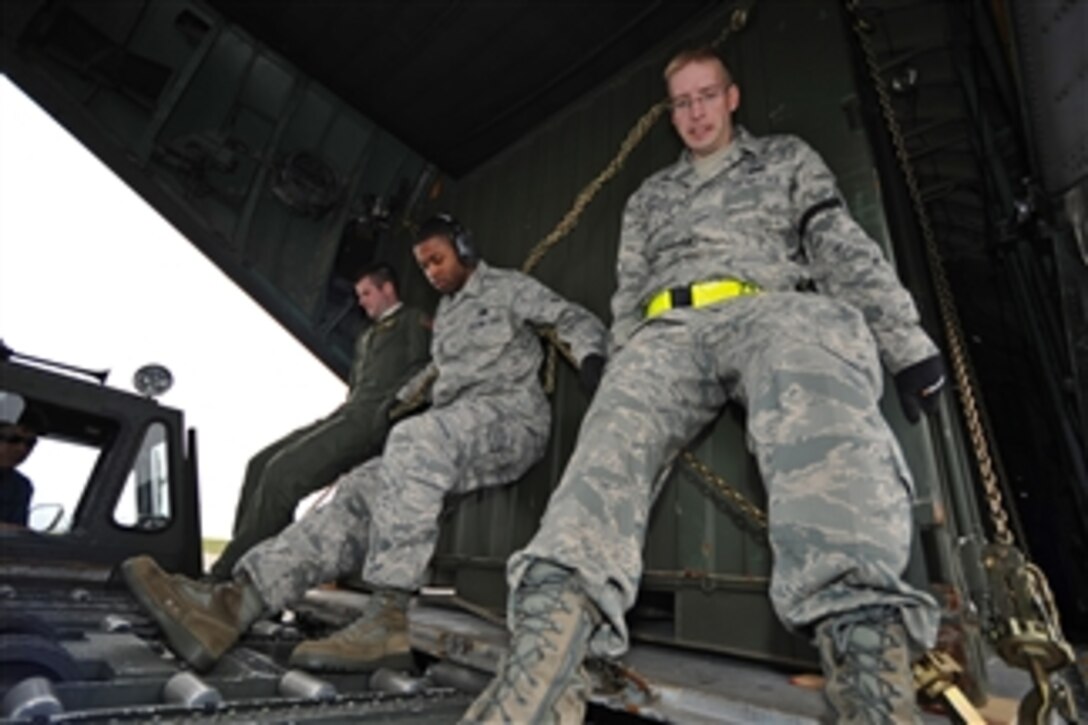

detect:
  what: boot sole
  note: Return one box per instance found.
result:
[288,649,415,673]
[121,557,220,672]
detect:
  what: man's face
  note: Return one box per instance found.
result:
[668,59,740,158]
[0,424,37,469]
[354,276,397,320]
[413,235,471,294]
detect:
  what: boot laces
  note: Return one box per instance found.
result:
[474,576,582,718]
[828,608,906,722]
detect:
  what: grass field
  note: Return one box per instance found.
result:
[202,539,228,569]
[202,538,228,555]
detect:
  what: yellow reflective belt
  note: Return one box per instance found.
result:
[645,279,761,319]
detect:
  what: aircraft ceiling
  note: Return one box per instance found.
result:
[204,0,720,177]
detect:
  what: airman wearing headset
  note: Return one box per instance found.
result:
[122,213,609,677]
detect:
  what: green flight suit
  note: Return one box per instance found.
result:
[210,304,430,579]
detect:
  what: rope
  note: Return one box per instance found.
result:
[521,104,668,275]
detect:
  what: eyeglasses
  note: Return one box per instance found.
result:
[0,433,37,448]
[669,84,729,114]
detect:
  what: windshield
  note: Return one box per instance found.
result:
[1,389,173,533]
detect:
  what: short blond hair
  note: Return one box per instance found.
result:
[663,47,733,86]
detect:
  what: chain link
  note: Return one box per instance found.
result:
[681,451,768,530]
[844,0,1013,545]
[844,14,1080,717]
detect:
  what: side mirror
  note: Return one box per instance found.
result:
[133,364,173,398]
[28,503,65,533]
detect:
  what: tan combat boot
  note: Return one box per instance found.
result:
[121,555,265,671]
[288,588,413,672]
[461,562,596,724]
[814,606,920,724]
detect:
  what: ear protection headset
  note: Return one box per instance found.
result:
[433,212,477,265]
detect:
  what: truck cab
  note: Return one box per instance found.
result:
[1,355,200,578]
[0,354,478,721]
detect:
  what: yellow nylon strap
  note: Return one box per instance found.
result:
[645,279,761,319]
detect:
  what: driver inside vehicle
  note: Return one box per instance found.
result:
[0,410,45,528]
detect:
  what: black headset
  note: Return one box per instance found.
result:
[433,212,477,265]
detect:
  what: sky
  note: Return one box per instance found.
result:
[0,76,346,539]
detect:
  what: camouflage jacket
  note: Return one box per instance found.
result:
[611,127,937,372]
[401,261,606,407]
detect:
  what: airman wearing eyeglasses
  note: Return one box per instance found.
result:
[0,420,39,527]
[665,58,739,158]
[468,46,949,724]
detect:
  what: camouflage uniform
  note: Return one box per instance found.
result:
[238,261,607,609]
[509,128,941,658]
[211,304,431,579]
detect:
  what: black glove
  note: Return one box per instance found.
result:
[578,354,606,397]
[895,355,947,424]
